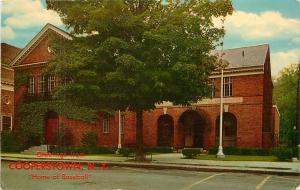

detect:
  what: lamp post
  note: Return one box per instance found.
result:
[216,16,226,159]
[217,68,225,159]
[118,110,122,149]
[297,60,300,160]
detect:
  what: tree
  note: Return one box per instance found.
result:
[273,64,299,147]
[46,0,233,160]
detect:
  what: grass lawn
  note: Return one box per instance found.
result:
[197,154,278,162]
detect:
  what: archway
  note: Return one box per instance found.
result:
[179,110,205,147]
[157,114,174,146]
[215,112,237,147]
[44,111,59,145]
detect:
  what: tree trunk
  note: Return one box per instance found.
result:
[135,110,145,161]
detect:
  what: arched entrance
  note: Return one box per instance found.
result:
[44,111,59,145]
[157,114,174,146]
[179,110,205,147]
[215,112,237,147]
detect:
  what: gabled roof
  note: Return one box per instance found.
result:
[11,23,72,66]
[212,44,269,69]
[1,43,22,67]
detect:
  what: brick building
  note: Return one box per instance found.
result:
[9,24,279,149]
[1,43,21,131]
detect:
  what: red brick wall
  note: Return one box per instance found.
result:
[1,67,15,127]
[20,35,54,65]
[262,49,274,148]
[12,30,274,149]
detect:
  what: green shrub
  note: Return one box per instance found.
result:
[208,147,218,154]
[292,146,298,157]
[182,148,201,159]
[81,131,98,147]
[272,147,293,161]
[145,147,173,153]
[49,146,116,154]
[118,147,135,157]
[1,131,22,152]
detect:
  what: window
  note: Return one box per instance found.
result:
[223,77,232,97]
[37,75,47,95]
[2,116,12,131]
[28,76,35,95]
[209,79,215,98]
[121,115,125,134]
[103,116,110,134]
[60,77,73,86]
[48,75,56,93]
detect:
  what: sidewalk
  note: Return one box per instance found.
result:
[1,153,300,175]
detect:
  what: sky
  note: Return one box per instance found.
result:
[1,0,299,77]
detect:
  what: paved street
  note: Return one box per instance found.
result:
[1,161,300,190]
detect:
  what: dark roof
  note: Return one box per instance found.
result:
[212,44,269,69]
[1,43,22,66]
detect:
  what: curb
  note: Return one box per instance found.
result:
[1,157,299,176]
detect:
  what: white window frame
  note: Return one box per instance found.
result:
[121,115,125,134]
[37,75,47,95]
[103,116,110,134]
[28,76,35,95]
[61,77,73,85]
[209,78,215,98]
[48,75,56,93]
[1,115,12,131]
[223,77,232,97]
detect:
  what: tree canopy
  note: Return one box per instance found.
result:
[46,0,233,160]
[273,64,299,147]
[46,0,233,112]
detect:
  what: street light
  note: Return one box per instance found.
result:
[217,68,225,159]
[118,110,122,149]
[297,60,300,160]
[216,16,226,159]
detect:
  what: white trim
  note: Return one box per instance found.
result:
[273,105,280,117]
[210,71,264,78]
[194,97,244,105]
[13,61,48,68]
[1,65,14,71]
[1,84,14,91]
[11,23,72,66]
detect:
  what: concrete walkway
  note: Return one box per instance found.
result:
[1,153,300,175]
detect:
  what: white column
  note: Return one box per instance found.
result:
[118,110,122,149]
[217,69,225,158]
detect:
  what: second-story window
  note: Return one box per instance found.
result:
[48,75,56,93]
[28,76,35,95]
[37,75,47,95]
[1,115,12,131]
[209,78,215,98]
[103,115,110,134]
[60,77,73,86]
[223,77,232,97]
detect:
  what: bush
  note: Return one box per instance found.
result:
[145,147,173,153]
[49,146,116,154]
[1,131,22,152]
[118,147,135,157]
[272,147,293,161]
[208,147,271,156]
[182,148,201,159]
[81,131,98,147]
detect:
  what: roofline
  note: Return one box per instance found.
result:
[1,42,21,50]
[219,43,269,51]
[11,23,72,66]
[273,105,280,117]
